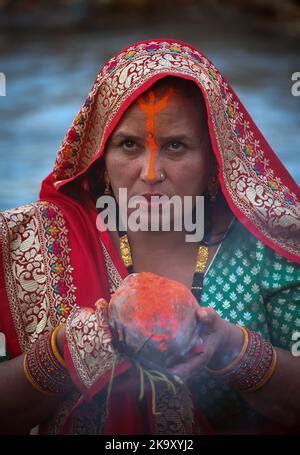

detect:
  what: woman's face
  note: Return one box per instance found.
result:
[104,84,214,213]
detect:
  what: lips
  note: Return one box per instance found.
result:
[140,192,164,201]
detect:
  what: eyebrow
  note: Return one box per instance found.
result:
[160,134,190,142]
[111,131,191,142]
[111,131,142,140]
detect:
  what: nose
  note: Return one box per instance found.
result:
[140,152,165,184]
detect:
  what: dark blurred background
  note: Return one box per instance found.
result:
[0,0,299,210]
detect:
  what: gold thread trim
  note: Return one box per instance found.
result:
[51,324,67,369]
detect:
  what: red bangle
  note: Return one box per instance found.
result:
[24,328,69,395]
[207,325,277,392]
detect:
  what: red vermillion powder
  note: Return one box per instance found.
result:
[108,272,200,365]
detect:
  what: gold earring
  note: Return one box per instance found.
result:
[207,174,219,203]
[104,170,112,195]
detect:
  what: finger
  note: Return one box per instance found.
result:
[169,351,208,381]
[169,337,212,379]
[196,306,218,327]
[169,327,223,380]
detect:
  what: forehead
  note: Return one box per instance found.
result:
[113,85,207,133]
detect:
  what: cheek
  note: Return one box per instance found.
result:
[171,156,211,195]
[191,152,212,186]
[105,151,139,188]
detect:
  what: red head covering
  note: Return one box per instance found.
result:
[40,38,299,264]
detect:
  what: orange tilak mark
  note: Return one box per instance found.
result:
[137,89,174,180]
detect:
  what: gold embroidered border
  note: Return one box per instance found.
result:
[0,202,76,351]
[155,381,194,435]
[101,240,124,295]
[65,304,116,389]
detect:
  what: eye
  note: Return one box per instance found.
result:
[167,140,185,152]
[121,139,137,150]
[118,139,141,155]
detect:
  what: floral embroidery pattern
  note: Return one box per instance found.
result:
[39,201,76,320]
[155,382,195,435]
[0,202,76,350]
[65,303,116,389]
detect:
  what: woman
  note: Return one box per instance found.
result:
[0,38,299,435]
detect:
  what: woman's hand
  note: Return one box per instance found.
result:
[169,307,244,381]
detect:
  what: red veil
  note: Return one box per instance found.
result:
[45,38,299,264]
[0,38,299,434]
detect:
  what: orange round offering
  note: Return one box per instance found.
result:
[108,272,200,366]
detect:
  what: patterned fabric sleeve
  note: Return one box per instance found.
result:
[260,247,300,352]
